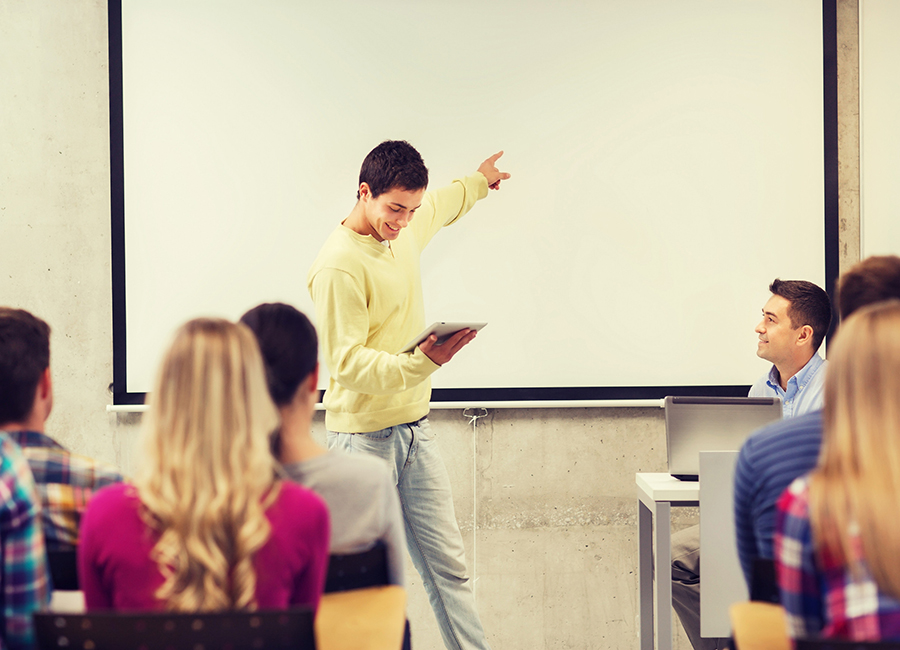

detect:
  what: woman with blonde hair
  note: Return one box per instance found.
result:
[78,318,330,611]
[775,300,900,640]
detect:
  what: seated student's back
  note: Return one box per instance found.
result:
[78,318,330,612]
[241,303,406,586]
[775,301,900,641]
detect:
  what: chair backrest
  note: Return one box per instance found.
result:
[325,542,390,593]
[795,641,900,649]
[699,450,749,636]
[46,549,79,591]
[316,585,406,650]
[729,601,791,650]
[749,557,779,603]
[33,608,316,650]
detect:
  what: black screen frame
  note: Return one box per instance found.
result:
[108,0,839,406]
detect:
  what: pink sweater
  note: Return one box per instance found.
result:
[78,482,330,611]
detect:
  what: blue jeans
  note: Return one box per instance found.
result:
[328,418,490,650]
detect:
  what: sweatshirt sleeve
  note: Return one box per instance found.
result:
[410,172,489,250]
[310,267,440,396]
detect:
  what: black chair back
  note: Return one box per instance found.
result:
[750,557,779,603]
[324,541,390,593]
[33,608,315,650]
[46,549,79,591]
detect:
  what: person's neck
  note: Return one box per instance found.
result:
[278,408,327,465]
[0,415,45,434]
[774,352,815,391]
[342,202,381,241]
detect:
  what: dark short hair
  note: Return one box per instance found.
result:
[239,303,318,407]
[769,279,832,351]
[837,255,900,321]
[0,308,51,424]
[357,140,428,199]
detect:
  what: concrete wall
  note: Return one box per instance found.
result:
[1,2,861,649]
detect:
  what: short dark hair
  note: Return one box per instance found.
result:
[357,140,428,199]
[239,303,318,407]
[769,279,832,351]
[837,255,900,321]
[0,308,51,424]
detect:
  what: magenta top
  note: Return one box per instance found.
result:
[78,482,330,612]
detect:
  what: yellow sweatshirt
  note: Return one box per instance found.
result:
[308,172,488,433]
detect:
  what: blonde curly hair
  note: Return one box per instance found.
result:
[134,318,281,611]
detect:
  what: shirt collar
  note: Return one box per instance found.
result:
[1,429,64,450]
[767,353,825,392]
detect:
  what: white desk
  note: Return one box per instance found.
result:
[636,472,699,650]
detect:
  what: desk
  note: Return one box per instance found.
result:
[637,472,699,650]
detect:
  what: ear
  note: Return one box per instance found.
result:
[37,367,53,420]
[305,363,319,394]
[796,325,814,346]
[358,183,372,200]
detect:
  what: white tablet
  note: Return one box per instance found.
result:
[400,322,487,354]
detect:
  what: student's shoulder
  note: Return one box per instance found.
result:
[741,410,823,463]
[276,480,329,514]
[85,482,138,514]
[0,434,39,520]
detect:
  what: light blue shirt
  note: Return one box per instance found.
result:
[748,353,826,418]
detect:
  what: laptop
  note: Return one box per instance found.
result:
[665,396,782,481]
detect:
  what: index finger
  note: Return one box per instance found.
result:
[486,150,504,164]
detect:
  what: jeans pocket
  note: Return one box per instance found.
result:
[413,417,435,441]
[356,426,394,442]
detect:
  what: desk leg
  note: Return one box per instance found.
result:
[655,500,673,650]
[638,498,654,650]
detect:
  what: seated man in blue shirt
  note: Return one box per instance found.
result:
[734,255,900,588]
[671,278,833,650]
[748,279,832,418]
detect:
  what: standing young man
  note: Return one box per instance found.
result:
[308,140,509,650]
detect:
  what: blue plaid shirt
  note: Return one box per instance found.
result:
[4,431,124,552]
[0,433,50,650]
[776,476,900,641]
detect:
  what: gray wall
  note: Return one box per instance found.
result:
[1,2,861,648]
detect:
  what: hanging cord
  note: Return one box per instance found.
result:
[462,407,489,601]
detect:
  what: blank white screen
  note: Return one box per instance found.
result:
[120,0,825,395]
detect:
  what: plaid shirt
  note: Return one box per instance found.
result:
[775,476,900,641]
[0,433,50,650]
[4,431,124,552]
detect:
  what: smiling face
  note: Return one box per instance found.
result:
[358,184,425,242]
[755,294,798,365]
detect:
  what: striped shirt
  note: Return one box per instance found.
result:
[775,477,900,640]
[0,433,50,650]
[733,409,824,586]
[3,431,124,552]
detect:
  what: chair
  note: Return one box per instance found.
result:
[749,557,779,604]
[316,585,407,650]
[46,549,79,591]
[325,542,390,593]
[318,543,408,650]
[729,601,791,650]
[33,608,316,650]
[795,641,900,649]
